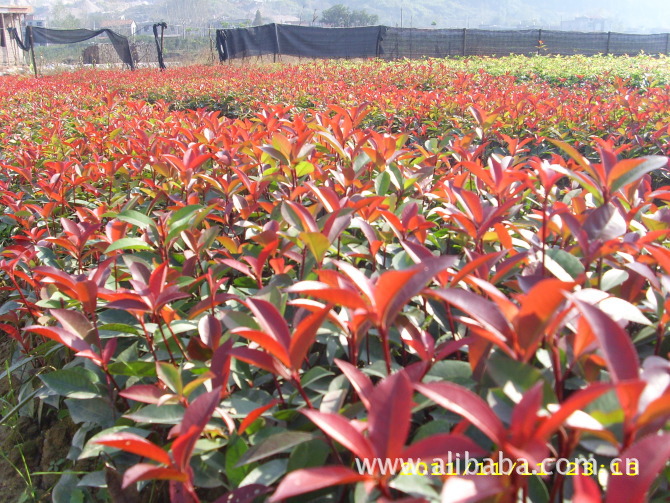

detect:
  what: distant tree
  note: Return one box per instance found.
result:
[252,9,263,26]
[349,9,379,26]
[320,4,378,27]
[51,1,82,29]
[320,4,351,27]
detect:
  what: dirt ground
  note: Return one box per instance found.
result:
[0,337,78,502]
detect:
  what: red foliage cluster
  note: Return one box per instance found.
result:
[0,61,669,502]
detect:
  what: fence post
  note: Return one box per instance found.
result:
[462,28,466,56]
[274,23,280,62]
[537,29,542,54]
[606,31,611,55]
[28,26,37,77]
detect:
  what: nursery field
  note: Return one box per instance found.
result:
[1,55,670,503]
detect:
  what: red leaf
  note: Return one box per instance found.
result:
[170,387,221,471]
[397,318,433,361]
[238,399,278,435]
[148,262,169,300]
[302,409,375,461]
[573,474,602,503]
[229,346,288,378]
[210,339,233,394]
[428,289,512,342]
[23,325,91,353]
[269,466,368,502]
[289,305,331,370]
[514,279,572,357]
[50,308,97,347]
[285,281,369,310]
[435,336,474,361]
[170,425,200,473]
[232,328,291,368]
[374,255,457,329]
[402,433,486,461]
[535,382,612,441]
[509,382,544,446]
[122,463,187,488]
[105,297,150,312]
[283,201,319,233]
[73,279,98,315]
[245,298,291,350]
[605,432,670,503]
[333,260,376,303]
[198,314,222,349]
[94,433,171,465]
[368,371,414,459]
[415,382,504,444]
[573,299,640,381]
[120,385,166,404]
[334,358,374,410]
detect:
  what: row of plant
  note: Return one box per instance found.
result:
[0,58,669,502]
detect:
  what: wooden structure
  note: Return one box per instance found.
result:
[0,4,32,67]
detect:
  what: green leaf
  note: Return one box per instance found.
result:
[301,366,335,390]
[237,431,313,467]
[299,232,331,263]
[53,472,85,503]
[105,238,153,253]
[157,362,183,395]
[77,471,107,488]
[116,209,156,229]
[601,269,629,292]
[124,404,185,424]
[40,368,101,399]
[411,419,452,443]
[353,152,371,174]
[610,156,667,193]
[65,398,117,428]
[388,164,404,190]
[547,139,590,170]
[375,170,391,196]
[486,351,546,396]
[295,161,315,177]
[425,360,473,388]
[545,248,585,281]
[167,204,211,242]
[107,361,156,377]
[389,473,440,499]
[98,323,140,336]
[225,436,253,487]
[239,459,288,487]
[287,439,330,472]
[0,300,21,316]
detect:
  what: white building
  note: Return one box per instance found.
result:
[1,4,32,66]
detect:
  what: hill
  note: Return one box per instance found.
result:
[20,0,670,33]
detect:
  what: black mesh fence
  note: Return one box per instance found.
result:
[381,28,670,58]
[608,32,669,56]
[216,24,670,62]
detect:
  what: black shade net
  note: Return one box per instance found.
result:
[277,25,385,58]
[7,26,134,69]
[216,23,385,61]
[215,24,670,61]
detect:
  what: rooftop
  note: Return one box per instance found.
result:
[0,5,32,15]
